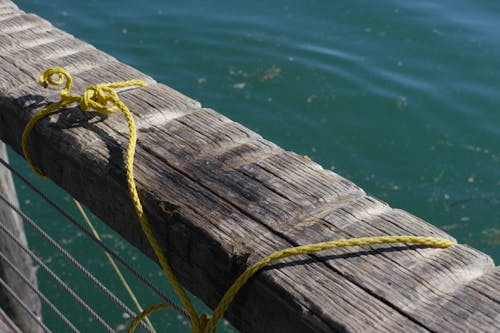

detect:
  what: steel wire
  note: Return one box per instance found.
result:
[0,157,188,319]
[0,191,155,333]
[0,275,51,333]
[0,220,116,333]
[0,251,79,333]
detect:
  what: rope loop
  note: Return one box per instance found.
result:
[38,67,73,96]
[23,68,147,177]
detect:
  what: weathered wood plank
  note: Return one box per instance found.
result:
[0,8,18,19]
[0,13,51,34]
[429,266,500,333]
[0,63,437,332]
[1,82,430,332]
[0,0,18,16]
[0,26,69,54]
[0,0,18,6]
[0,2,498,332]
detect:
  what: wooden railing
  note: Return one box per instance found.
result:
[0,1,498,332]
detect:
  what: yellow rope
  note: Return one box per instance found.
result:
[23,68,200,331]
[128,303,171,332]
[205,235,455,332]
[23,68,457,333]
[73,199,157,333]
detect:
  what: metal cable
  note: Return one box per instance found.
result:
[0,220,115,333]
[0,157,188,319]
[0,275,51,333]
[0,191,153,333]
[0,251,79,333]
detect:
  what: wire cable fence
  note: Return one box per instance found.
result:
[0,157,188,319]
[0,251,78,333]
[0,275,51,333]
[0,156,190,332]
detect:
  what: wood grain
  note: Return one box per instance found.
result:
[0,2,498,332]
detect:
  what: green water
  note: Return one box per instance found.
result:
[7,0,500,331]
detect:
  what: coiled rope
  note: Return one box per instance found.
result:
[22,68,456,333]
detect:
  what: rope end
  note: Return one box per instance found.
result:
[441,239,458,248]
[38,67,73,94]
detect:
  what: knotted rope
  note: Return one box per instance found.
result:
[23,68,456,333]
[22,68,201,331]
